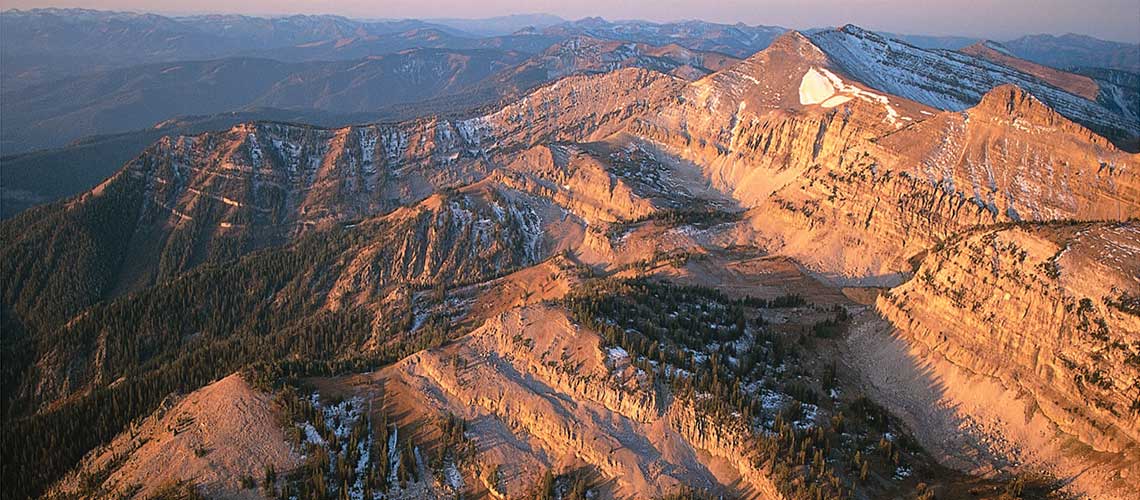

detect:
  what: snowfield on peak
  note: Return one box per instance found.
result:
[798,67,844,106]
[798,67,900,123]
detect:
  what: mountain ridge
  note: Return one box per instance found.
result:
[810,25,1140,151]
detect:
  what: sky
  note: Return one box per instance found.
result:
[3,0,1138,43]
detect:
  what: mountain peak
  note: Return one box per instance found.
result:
[837,24,876,37]
[974,84,1061,123]
[771,29,812,44]
[762,29,826,59]
[979,83,1038,106]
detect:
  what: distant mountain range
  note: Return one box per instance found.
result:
[0,35,740,217]
[1003,33,1140,73]
[0,49,528,153]
[426,13,566,36]
[2,8,1138,220]
[0,9,468,89]
[4,8,1134,89]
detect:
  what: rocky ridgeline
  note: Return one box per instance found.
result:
[468,306,660,423]
[959,42,1101,101]
[467,67,682,150]
[747,86,1138,283]
[748,148,1011,284]
[626,32,1137,284]
[628,32,897,208]
[876,222,1140,496]
[390,305,785,498]
[115,68,679,278]
[809,25,1140,149]
[495,144,657,224]
[664,401,784,499]
[876,85,1139,225]
[323,190,546,310]
[0,66,681,329]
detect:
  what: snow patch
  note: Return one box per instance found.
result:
[821,95,853,107]
[799,67,902,124]
[798,68,836,106]
[608,346,630,362]
[444,460,463,490]
[302,423,326,446]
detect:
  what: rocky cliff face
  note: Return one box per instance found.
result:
[624,32,1139,284]
[629,32,920,206]
[386,305,783,498]
[875,85,1139,222]
[122,67,679,261]
[496,143,658,225]
[874,221,1140,498]
[127,66,680,260]
[748,84,1139,283]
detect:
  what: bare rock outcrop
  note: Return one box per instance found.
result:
[874,222,1140,498]
[385,305,784,498]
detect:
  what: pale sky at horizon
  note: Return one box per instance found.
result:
[2,0,1138,43]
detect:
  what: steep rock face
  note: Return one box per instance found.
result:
[810,25,1140,150]
[496,143,657,224]
[614,32,942,282]
[625,32,1138,284]
[121,69,679,254]
[745,150,1000,284]
[875,85,1140,222]
[116,120,486,285]
[629,31,923,208]
[663,401,777,497]
[386,305,783,498]
[875,222,1140,497]
[746,84,1139,283]
[461,306,659,423]
[322,188,550,311]
[0,116,497,321]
